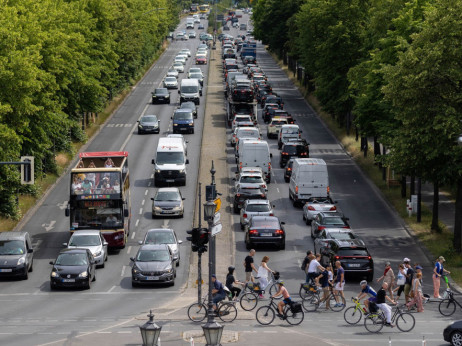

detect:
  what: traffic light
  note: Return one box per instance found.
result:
[197,228,209,246]
[20,156,34,185]
[187,228,200,252]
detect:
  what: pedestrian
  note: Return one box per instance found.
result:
[406,272,424,312]
[333,260,345,307]
[403,258,414,303]
[307,253,324,285]
[393,263,407,301]
[317,267,331,310]
[377,262,395,299]
[257,255,274,293]
[243,249,257,283]
[226,266,242,300]
[301,250,313,282]
[433,256,450,298]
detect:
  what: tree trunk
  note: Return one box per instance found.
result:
[346,112,351,136]
[363,137,368,158]
[431,181,440,232]
[454,178,462,253]
[410,176,415,197]
[416,177,421,223]
[373,137,380,157]
[355,126,359,142]
[401,175,406,198]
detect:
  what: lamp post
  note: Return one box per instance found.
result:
[202,199,223,346]
[139,310,162,346]
[210,161,216,275]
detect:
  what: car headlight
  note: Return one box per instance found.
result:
[172,206,181,211]
[17,257,25,265]
[165,95,170,98]
[154,207,162,211]
[179,169,185,173]
[165,268,173,274]
[155,169,161,173]
[189,122,193,126]
[51,271,59,278]
[94,251,102,257]
[173,123,178,126]
[79,271,88,278]
[132,265,140,274]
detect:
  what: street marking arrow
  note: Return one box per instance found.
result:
[57,201,68,210]
[42,220,56,232]
[161,220,170,229]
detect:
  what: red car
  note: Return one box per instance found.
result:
[196,56,207,65]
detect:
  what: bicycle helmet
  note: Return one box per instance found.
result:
[277,280,284,286]
[360,280,367,286]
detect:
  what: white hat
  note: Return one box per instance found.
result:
[403,257,410,263]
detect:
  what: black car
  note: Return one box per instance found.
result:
[263,94,283,108]
[444,320,462,345]
[265,110,295,124]
[318,239,374,281]
[49,248,96,290]
[262,103,281,123]
[279,139,310,167]
[137,115,160,134]
[231,82,254,103]
[131,244,176,287]
[152,88,170,104]
[284,158,294,183]
[233,185,267,212]
[172,109,194,134]
[179,101,198,118]
[223,25,230,31]
[311,212,350,239]
[0,231,34,280]
[243,55,257,65]
[313,228,363,254]
[257,89,271,104]
[245,216,286,250]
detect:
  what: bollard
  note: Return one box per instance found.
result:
[389,336,391,345]
[190,336,194,346]
[422,335,426,345]
[158,337,161,346]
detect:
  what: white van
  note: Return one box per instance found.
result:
[179,79,201,105]
[152,137,189,186]
[289,158,329,207]
[232,126,260,147]
[186,18,194,29]
[278,124,301,149]
[238,140,272,183]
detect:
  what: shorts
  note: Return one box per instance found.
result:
[334,282,344,291]
[368,297,377,303]
[404,284,411,296]
[245,271,253,282]
[283,298,292,304]
[213,293,226,305]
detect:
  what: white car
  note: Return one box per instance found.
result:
[234,172,267,192]
[188,67,203,78]
[177,53,189,61]
[232,114,253,132]
[267,117,288,139]
[163,76,178,89]
[64,230,108,268]
[167,69,179,78]
[232,126,260,146]
[188,31,196,39]
[180,48,191,57]
[197,48,208,56]
[174,56,186,65]
[172,62,184,73]
[197,43,208,51]
[139,228,183,266]
[239,199,274,229]
[302,197,337,225]
[175,32,185,41]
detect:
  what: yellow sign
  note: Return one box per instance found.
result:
[214,198,221,213]
[196,279,204,285]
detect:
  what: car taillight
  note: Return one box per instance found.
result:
[287,168,291,171]
[268,162,271,171]
[261,193,265,197]
[330,206,337,211]
[342,226,349,229]
[275,229,284,235]
[261,184,266,189]
[301,152,308,156]
[243,213,247,218]
[236,193,241,197]
[282,152,288,155]
[269,213,274,216]
[318,226,325,231]
[249,229,258,235]
[368,256,372,260]
[327,186,330,194]
[307,206,316,211]
[269,124,274,127]
[335,256,341,260]
[295,186,298,193]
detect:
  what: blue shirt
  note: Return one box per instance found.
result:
[435,262,443,275]
[214,279,225,295]
[361,285,377,297]
[320,270,329,288]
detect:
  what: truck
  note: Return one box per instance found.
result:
[235,9,243,18]
[240,41,257,61]
[186,17,194,29]
[152,137,189,186]
[289,158,329,207]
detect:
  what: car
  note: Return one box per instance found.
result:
[302,197,337,224]
[234,171,267,192]
[223,25,230,31]
[233,184,267,212]
[188,31,196,38]
[137,114,160,134]
[174,56,186,65]
[188,67,204,78]
[198,23,205,29]
[278,124,302,149]
[319,239,374,281]
[175,32,185,41]
[177,53,189,62]
[179,101,198,119]
[243,63,257,74]
[263,94,283,108]
[189,72,204,86]
[200,13,206,19]
[49,248,96,290]
[130,244,176,287]
[167,68,179,78]
[311,212,350,239]
[140,229,183,266]
[262,103,281,123]
[267,110,296,125]
[182,34,189,41]
[267,117,288,139]
[199,32,208,41]
[172,62,184,73]
[279,139,310,167]
[151,187,185,218]
[313,228,362,254]
[232,114,254,132]
[232,126,260,147]
[64,230,108,268]
[163,76,178,89]
[180,48,191,57]
[444,320,462,346]
[172,108,194,134]
[239,199,275,229]
[0,231,34,280]
[198,43,208,50]
[244,216,285,250]
[196,55,207,65]
[231,82,254,103]
[284,158,294,183]
[152,88,170,104]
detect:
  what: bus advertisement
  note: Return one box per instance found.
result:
[65,152,131,249]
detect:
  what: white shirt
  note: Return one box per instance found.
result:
[308,259,320,273]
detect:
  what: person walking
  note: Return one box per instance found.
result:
[403,258,414,303]
[257,255,274,293]
[243,249,258,283]
[433,256,450,298]
[393,263,407,302]
[377,262,395,300]
[317,267,332,310]
[406,272,424,312]
[333,260,345,307]
[226,266,242,300]
[301,250,313,282]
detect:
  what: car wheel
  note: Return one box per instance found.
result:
[245,241,251,250]
[176,260,180,267]
[280,242,285,250]
[86,280,91,290]
[170,280,175,287]
[192,129,195,134]
[152,213,156,219]
[280,163,284,168]
[22,270,28,280]
[132,281,139,288]
[451,331,462,346]
[305,217,311,225]
[29,260,33,272]
[284,177,289,183]
[138,130,142,135]
[310,227,315,239]
[302,213,306,221]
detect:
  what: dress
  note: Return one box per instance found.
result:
[257,264,270,290]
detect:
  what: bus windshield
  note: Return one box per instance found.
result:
[70,200,123,230]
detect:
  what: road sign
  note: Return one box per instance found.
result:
[211,223,222,236]
[213,212,221,225]
[214,198,221,213]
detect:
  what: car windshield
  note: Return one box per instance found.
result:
[251,220,279,229]
[240,176,263,183]
[165,77,176,83]
[246,204,271,212]
[190,68,201,74]
[190,73,202,79]
[329,232,355,240]
[145,232,176,244]
[69,235,101,247]
[323,217,346,225]
[136,250,170,262]
[173,62,182,67]
[272,120,286,125]
[0,240,26,255]
[156,152,185,165]
[142,116,157,122]
[155,191,181,201]
[236,117,251,122]
[181,103,194,110]
[337,249,368,257]
[283,129,299,134]
[155,89,168,95]
[55,253,88,266]
[308,198,331,204]
[174,111,192,120]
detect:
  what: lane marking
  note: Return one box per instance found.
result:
[150,174,154,179]
[119,104,149,151]
[141,199,145,206]
[139,208,143,215]
[121,266,126,277]
[107,286,116,293]
[127,246,132,255]
[145,189,148,196]
[131,232,136,240]
[148,182,152,187]
[276,188,280,193]
[135,219,139,227]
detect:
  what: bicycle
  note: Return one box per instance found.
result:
[344,297,367,325]
[439,276,462,316]
[363,304,415,333]
[302,286,346,312]
[187,294,238,323]
[238,282,264,311]
[255,271,282,300]
[256,297,304,325]
[299,281,319,300]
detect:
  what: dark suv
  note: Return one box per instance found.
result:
[233,185,267,213]
[279,139,310,167]
[231,82,254,102]
[152,88,170,104]
[311,212,350,239]
[318,239,374,281]
[262,94,283,108]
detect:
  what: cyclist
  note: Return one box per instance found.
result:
[211,274,226,311]
[226,266,242,300]
[376,282,396,327]
[271,280,291,318]
[355,280,377,312]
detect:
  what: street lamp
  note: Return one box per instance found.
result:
[202,320,224,346]
[139,310,162,346]
[204,200,216,220]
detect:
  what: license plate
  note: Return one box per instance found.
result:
[62,279,75,283]
[146,276,159,280]
[165,179,174,183]
[162,211,174,214]
[260,233,272,237]
[348,264,361,268]
[0,269,12,273]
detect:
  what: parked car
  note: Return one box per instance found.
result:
[63,230,108,268]
[130,244,176,287]
[140,229,182,266]
[0,231,34,280]
[311,212,350,239]
[49,248,96,290]
[239,199,275,229]
[244,216,285,250]
[152,88,170,104]
[151,188,185,218]
[302,197,337,225]
[137,114,160,134]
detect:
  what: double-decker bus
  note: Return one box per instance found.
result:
[190,3,199,14]
[199,4,210,14]
[65,152,131,249]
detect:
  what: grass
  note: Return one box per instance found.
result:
[270,51,462,286]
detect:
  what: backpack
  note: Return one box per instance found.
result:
[301,257,309,271]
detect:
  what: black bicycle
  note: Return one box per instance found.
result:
[364,304,415,333]
[256,297,304,325]
[187,294,237,323]
[439,277,462,317]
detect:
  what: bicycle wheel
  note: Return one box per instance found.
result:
[329,293,346,312]
[187,303,207,322]
[439,298,457,316]
[396,312,415,332]
[302,294,319,312]
[240,292,258,311]
[285,308,305,325]
[344,306,363,325]
[364,313,384,333]
[299,284,315,300]
[269,283,282,300]
[218,303,238,323]
[256,305,275,325]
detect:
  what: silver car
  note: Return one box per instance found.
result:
[180,48,191,57]
[64,230,108,268]
[302,197,337,225]
[240,199,275,229]
[151,188,185,218]
[172,62,184,73]
[234,172,267,192]
[167,69,179,78]
[139,229,182,266]
[163,76,178,89]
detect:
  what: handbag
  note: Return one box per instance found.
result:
[396,272,405,286]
